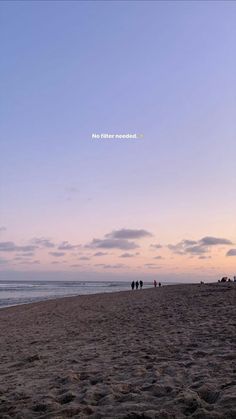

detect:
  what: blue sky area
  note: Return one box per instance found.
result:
[1,1,235,281]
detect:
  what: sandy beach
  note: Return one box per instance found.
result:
[0,283,235,419]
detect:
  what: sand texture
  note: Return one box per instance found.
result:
[0,283,235,419]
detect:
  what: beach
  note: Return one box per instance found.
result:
[0,283,235,419]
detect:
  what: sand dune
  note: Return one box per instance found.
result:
[0,283,235,418]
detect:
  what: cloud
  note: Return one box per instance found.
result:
[0,226,6,233]
[120,253,135,258]
[144,263,161,269]
[65,186,79,194]
[31,237,55,248]
[105,229,152,239]
[199,237,233,246]
[167,243,185,255]
[103,264,126,269]
[14,256,28,261]
[182,240,198,246]
[58,241,80,250]
[93,252,108,257]
[0,257,8,264]
[87,228,151,251]
[145,263,158,266]
[185,245,207,255]
[226,249,236,257]
[153,256,163,260]
[0,242,37,253]
[16,252,35,257]
[198,255,211,259]
[150,244,162,249]
[87,238,139,250]
[17,260,40,265]
[49,251,65,257]
[71,264,83,268]
[79,256,90,261]
[93,263,127,269]
[168,236,232,257]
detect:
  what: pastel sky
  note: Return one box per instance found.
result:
[1,1,236,282]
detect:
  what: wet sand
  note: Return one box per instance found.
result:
[0,283,235,418]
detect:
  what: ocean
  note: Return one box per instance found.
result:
[0,280,153,309]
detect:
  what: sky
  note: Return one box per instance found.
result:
[0,0,236,282]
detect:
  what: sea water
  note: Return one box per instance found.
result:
[0,280,152,309]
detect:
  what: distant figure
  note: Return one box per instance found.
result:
[228,278,231,282]
[131,281,135,290]
[135,280,139,290]
[200,281,204,285]
[140,280,143,289]
[159,282,161,287]
[154,280,157,288]
[221,277,227,283]
[234,276,236,283]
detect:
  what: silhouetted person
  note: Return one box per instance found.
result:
[154,280,157,288]
[135,280,139,290]
[159,282,161,287]
[140,280,143,289]
[131,281,135,290]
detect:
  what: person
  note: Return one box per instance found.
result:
[154,280,157,288]
[135,280,139,290]
[131,281,135,290]
[159,282,161,287]
[140,280,143,289]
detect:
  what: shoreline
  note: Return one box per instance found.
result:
[0,282,184,311]
[0,282,227,311]
[0,283,235,418]
[0,284,156,312]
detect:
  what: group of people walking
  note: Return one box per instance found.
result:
[219,276,236,283]
[131,280,143,290]
[131,279,161,290]
[153,280,161,287]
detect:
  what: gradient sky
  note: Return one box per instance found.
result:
[1,1,236,282]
